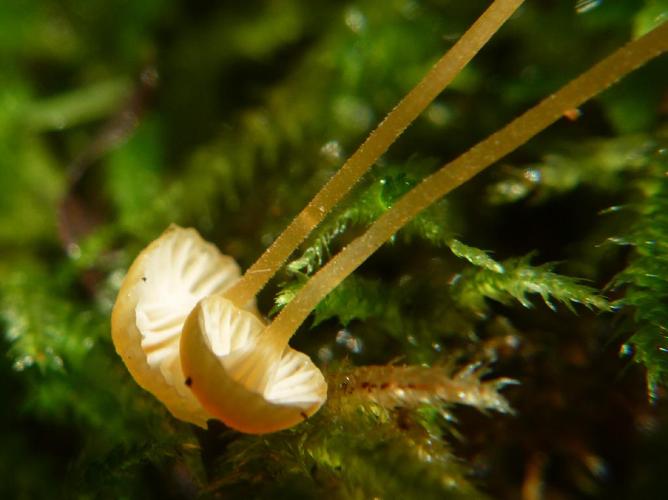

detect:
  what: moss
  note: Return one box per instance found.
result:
[1,0,668,498]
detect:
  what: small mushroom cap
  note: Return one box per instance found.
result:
[111,225,246,427]
[181,295,327,434]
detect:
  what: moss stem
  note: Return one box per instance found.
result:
[265,21,668,346]
[224,0,525,307]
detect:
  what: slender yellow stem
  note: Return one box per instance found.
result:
[224,0,525,307]
[266,21,668,347]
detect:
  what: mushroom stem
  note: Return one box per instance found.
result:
[264,21,668,347]
[223,0,525,308]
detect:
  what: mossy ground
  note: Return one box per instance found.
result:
[1,1,668,498]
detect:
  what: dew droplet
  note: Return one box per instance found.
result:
[336,329,364,354]
[318,346,333,363]
[344,7,366,34]
[320,140,342,162]
[575,0,602,14]
[523,168,541,183]
[619,343,634,357]
[67,243,82,259]
[425,102,452,127]
[13,355,34,371]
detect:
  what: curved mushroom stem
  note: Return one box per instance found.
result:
[263,21,668,347]
[223,0,526,308]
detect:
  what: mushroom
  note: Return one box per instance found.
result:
[113,0,523,434]
[180,20,668,433]
[111,225,250,427]
[180,295,327,434]
[112,0,526,433]
[112,3,667,434]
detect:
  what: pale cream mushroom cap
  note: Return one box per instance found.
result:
[180,295,327,434]
[111,225,248,427]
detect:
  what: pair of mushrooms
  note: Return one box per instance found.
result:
[111,0,668,434]
[112,225,326,432]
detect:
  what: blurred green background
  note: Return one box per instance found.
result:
[1,0,668,498]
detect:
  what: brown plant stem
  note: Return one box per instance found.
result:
[265,21,668,347]
[223,0,525,307]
